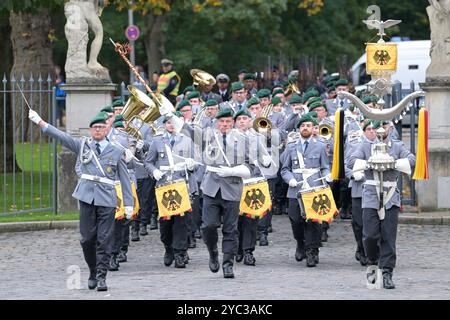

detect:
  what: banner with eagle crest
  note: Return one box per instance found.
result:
[115,181,140,220]
[155,180,192,220]
[366,43,398,73]
[299,186,338,224]
[239,178,272,219]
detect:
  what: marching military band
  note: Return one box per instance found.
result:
[28,60,416,292]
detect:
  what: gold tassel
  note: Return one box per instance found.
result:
[331,108,344,180]
[413,108,429,180]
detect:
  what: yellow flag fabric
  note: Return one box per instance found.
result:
[239,180,272,219]
[115,182,125,220]
[366,43,398,73]
[131,181,140,219]
[155,180,192,220]
[300,186,338,224]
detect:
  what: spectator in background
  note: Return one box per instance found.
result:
[54,65,66,127]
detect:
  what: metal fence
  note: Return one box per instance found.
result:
[1,74,58,216]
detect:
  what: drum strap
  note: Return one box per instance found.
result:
[164,143,175,173]
[296,145,306,169]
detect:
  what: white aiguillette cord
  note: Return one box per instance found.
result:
[213,130,231,167]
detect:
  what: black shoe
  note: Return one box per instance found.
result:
[222,254,235,278]
[188,235,196,249]
[194,230,202,239]
[88,269,97,290]
[139,225,148,236]
[149,217,158,230]
[183,251,189,264]
[131,230,140,242]
[267,226,273,233]
[108,254,119,271]
[339,209,347,220]
[382,269,395,289]
[360,254,368,266]
[272,205,282,215]
[117,251,127,263]
[295,244,306,262]
[259,234,268,246]
[314,248,319,264]
[208,248,220,273]
[321,230,328,242]
[306,249,316,267]
[164,247,174,267]
[243,252,256,266]
[96,270,108,291]
[174,254,186,268]
[235,251,244,263]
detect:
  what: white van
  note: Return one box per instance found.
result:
[351,40,431,91]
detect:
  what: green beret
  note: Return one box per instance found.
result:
[306,111,318,119]
[335,79,349,87]
[247,96,260,107]
[302,89,320,103]
[205,99,219,107]
[306,96,323,108]
[113,121,124,128]
[362,95,379,104]
[186,91,200,100]
[215,108,234,119]
[325,81,336,88]
[233,108,252,120]
[174,111,184,118]
[309,101,327,112]
[231,82,244,92]
[183,86,194,94]
[163,113,182,124]
[176,99,191,111]
[243,73,256,81]
[114,114,124,123]
[327,85,336,92]
[100,105,114,113]
[271,96,282,105]
[296,113,319,128]
[256,89,271,98]
[381,120,390,126]
[288,75,298,83]
[289,94,303,105]
[280,81,289,89]
[89,111,108,127]
[363,120,383,130]
[111,99,125,108]
[272,88,284,96]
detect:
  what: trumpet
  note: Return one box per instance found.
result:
[253,104,273,133]
[319,123,333,140]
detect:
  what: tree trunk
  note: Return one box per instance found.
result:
[143,13,166,79]
[9,9,54,144]
[0,13,18,173]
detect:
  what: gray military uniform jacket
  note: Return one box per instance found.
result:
[325,97,353,115]
[43,124,133,208]
[281,137,330,199]
[348,137,416,210]
[135,123,154,180]
[110,129,137,184]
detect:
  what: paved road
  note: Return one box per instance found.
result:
[1,215,450,300]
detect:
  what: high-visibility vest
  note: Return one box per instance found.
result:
[157,70,181,96]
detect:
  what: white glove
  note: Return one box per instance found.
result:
[261,155,272,167]
[153,169,164,181]
[216,166,234,177]
[136,139,144,150]
[124,206,133,220]
[395,158,411,175]
[289,178,298,188]
[325,173,333,183]
[353,171,365,181]
[185,158,196,171]
[124,149,134,163]
[29,109,42,125]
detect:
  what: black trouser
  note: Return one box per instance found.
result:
[79,201,115,274]
[201,190,240,255]
[362,206,399,269]
[274,170,288,211]
[189,193,201,235]
[288,198,321,250]
[351,197,365,255]
[258,178,276,234]
[238,215,258,253]
[160,214,188,253]
[132,177,155,231]
[112,218,130,254]
[332,179,352,212]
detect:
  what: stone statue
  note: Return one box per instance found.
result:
[64,0,111,83]
[426,0,450,81]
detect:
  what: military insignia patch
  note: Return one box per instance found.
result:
[106,167,113,173]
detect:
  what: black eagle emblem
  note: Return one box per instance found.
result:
[373,50,391,66]
[162,189,182,211]
[311,194,331,216]
[244,188,266,210]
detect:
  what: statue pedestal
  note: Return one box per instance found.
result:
[417,80,450,210]
[57,83,116,212]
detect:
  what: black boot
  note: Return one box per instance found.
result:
[314,248,319,264]
[355,249,361,262]
[188,234,196,249]
[194,229,202,239]
[295,242,306,262]
[88,269,97,290]
[222,254,235,278]
[243,250,256,266]
[139,224,148,236]
[382,269,395,289]
[306,249,316,267]
[149,216,158,230]
[321,229,328,242]
[174,252,186,268]
[259,233,268,246]
[131,229,140,242]
[164,246,174,267]
[183,251,189,264]
[267,225,273,233]
[117,249,127,263]
[359,254,368,266]
[272,204,281,215]
[96,270,108,291]
[208,246,220,273]
[235,249,244,263]
[108,254,119,271]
